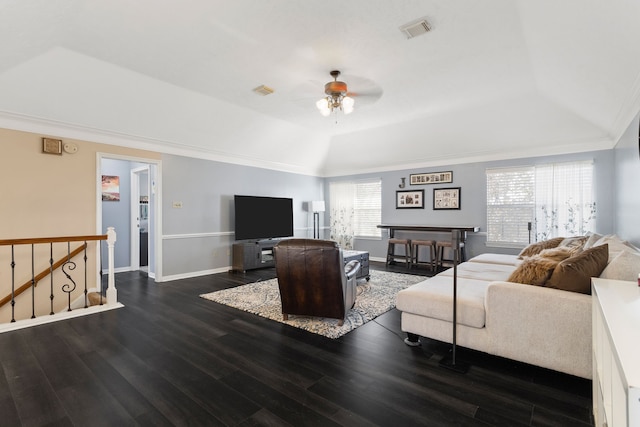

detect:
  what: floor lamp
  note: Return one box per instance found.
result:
[310,201,325,239]
[439,229,470,373]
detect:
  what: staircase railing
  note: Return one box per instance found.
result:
[0,227,118,327]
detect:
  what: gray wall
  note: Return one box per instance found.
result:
[324,149,615,261]
[614,114,640,247]
[158,123,637,279]
[161,154,324,278]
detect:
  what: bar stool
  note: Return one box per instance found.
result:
[386,238,412,269]
[411,239,436,271]
[435,240,465,270]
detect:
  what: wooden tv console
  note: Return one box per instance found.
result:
[232,240,276,272]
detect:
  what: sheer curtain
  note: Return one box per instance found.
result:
[535,160,595,240]
[329,181,355,249]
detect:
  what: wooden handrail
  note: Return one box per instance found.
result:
[0,234,107,246]
[0,243,88,308]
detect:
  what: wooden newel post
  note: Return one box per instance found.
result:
[106,227,117,305]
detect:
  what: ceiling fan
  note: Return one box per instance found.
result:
[293,70,383,117]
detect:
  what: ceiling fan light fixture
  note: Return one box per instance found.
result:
[316,70,355,118]
[316,99,331,116]
[342,96,354,114]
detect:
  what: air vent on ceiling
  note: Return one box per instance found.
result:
[400,19,431,39]
[253,85,274,96]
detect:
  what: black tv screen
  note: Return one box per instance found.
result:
[234,195,294,241]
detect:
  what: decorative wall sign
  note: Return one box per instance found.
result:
[433,187,461,210]
[102,175,120,201]
[42,137,62,155]
[396,190,424,209]
[410,171,453,185]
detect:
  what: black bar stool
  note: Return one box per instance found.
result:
[386,238,412,269]
[411,239,436,271]
[435,240,465,270]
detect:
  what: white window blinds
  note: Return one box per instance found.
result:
[486,161,595,246]
[329,179,381,247]
[486,166,535,246]
[353,180,382,238]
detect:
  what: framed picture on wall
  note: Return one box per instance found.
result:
[410,171,453,185]
[396,190,424,209]
[101,175,120,201]
[433,187,460,210]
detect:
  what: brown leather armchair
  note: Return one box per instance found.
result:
[273,239,361,326]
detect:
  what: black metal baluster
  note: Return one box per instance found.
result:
[31,244,35,319]
[49,243,54,315]
[10,245,16,323]
[83,241,88,308]
[61,241,77,312]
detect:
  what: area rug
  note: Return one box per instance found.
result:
[199,270,424,339]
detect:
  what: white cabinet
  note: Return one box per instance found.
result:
[592,278,640,427]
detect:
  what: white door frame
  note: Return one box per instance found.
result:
[97,153,163,281]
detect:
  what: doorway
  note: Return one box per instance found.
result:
[98,154,162,281]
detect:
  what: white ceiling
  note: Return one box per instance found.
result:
[1,0,639,176]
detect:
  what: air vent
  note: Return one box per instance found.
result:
[400,19,431,39]
[253,85,274,96]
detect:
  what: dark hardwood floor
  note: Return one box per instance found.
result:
[0,262,593,426]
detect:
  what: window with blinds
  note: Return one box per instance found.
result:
[486,161,595,247]
[486,166,535,246]
[353,180,382,238]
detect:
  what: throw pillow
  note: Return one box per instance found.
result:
[538,246,576,262]
[582,232,603,249]
[545,244,609,294]
[599,250,640,282]
[594,234,635,263]
[518,237,565,259]
[507,256,560,286]
[559,236,587,251]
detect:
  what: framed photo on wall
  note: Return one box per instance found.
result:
[410,171,453,185]
[101,175,121,201]
[396,190,424,209]
[433,187,460,210]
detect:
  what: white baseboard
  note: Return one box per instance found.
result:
[0,303,124,334]
[159,266,231,282]
[102,266,135,274]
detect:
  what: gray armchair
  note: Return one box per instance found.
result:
[273,239,361,326]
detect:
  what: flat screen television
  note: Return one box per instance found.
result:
[234,195,294,241]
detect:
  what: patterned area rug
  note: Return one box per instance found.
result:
[200,270,425,339]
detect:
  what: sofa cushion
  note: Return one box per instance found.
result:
[468,253,522,266]
[396,276,490,328]
[518,237,565,259]
[546,244,609,294]
[599,250,640,282]
[507,256,559,286]
[438,261,515,282]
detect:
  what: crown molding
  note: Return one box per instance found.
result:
[0,111,321,177]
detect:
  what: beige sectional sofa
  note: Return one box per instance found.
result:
[396,234,640,379]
